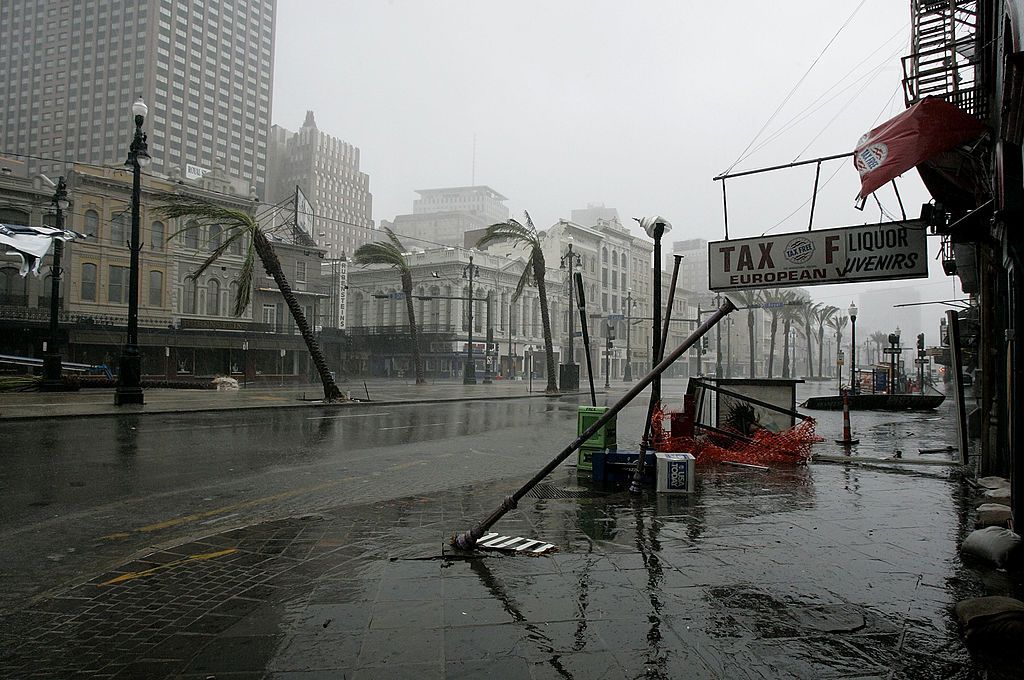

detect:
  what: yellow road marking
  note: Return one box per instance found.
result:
[101,548,238,586]
[100,478,354,541]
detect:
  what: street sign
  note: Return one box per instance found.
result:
[572,331,583,338]
[608,314,624,321]
[388,292,406,300]
[915,358,929,365]
[709,219,928,291]
[762,301,785,309]
[882,347,903,355]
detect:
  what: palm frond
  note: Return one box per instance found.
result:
[511,264,535,303]
[231,241,256,317]
[155,193,256,232]
[353,241,408,270]
[476,219,538,251]
[382,226,405,253]
[188,231,246,281]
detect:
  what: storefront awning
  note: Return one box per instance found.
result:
[853,96,986,201]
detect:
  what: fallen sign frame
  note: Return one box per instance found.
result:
[708,220,928,291]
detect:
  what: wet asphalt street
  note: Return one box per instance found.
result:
[4,378,1022,678]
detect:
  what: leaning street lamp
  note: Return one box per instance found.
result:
[637,215,672,416]
[848,301,858,395]
[559,236,583,391]
[114,97,151,405]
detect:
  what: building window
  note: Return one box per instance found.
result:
[151,220,165,250]
[209,224,222,250]
[108,265,128,303]
[208,278,220,315]
[110,213,127,246]
[80,263,97,301]
[84,209,99,235]
[602,268,608,286]
[295,260,306,283]
[184,220,199,249]
[230,234,243,256]
[183,277,197,314]
[262,303,276,328]
[602,247,608,263]
[149,270,163,306]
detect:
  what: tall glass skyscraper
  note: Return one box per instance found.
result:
[0,0,276,194]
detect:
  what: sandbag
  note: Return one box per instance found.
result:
[977,476,1010,490]
[981,486,1012,507]
[976,503,1013,528]
[955,596,1024,652]
[961,527,1021,568]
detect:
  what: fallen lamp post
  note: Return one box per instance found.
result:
[451,297,736,551]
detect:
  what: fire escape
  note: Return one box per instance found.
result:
[901,0,985,276]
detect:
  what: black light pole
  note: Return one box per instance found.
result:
[623,290,634,381]
[714,292,723,377]
[559,238,582,391]
[507,298,516,380]
[638,216,672,415]
[604,323,613,388]
[848,301,858,394]
[115,97,151,406]
[41,177,70,391]
[462,255,479,384]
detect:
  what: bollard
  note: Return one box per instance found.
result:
[834,388,859,446]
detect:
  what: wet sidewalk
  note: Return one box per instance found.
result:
[0,377,592,421]
[3,459,1022,679]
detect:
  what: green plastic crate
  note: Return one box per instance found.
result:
[578,406,616,450]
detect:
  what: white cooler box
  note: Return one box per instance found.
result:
[655,452,696,493]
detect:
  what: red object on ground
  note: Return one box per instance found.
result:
[854,96,986,200]
[654,407,822,466]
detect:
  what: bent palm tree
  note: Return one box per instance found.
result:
[870,331,888,365]
[779,295,804,378]
[477,212,558,394]
[815,305,838,378]
[728,289,762,378]
[764,288,788,378]
[156,194,343,401]
[354,228,425,385]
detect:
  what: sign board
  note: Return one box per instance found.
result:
[185,164,211,180]
[708,220,928,291]
[882,347,903,355]
[295,185,314,237]
[388,292,406,300]
[608,314,624,321]
[915,358,929,365]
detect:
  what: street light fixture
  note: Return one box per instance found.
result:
[848,301,858,394]
[637,215,672,417]
[114,96,150,405]
[623,290,635,381]
[559,236,582,391]
[40,176,70,391]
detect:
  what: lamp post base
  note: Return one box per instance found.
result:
[40,353,65,392]
[114,351,145,405]
[463,360,477,385]
[558,363,579,391]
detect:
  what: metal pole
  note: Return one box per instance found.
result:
[452,297,736,550]
[483,291,493,384]
[41,177,68,391]
[115,104,148,406]
[808,161,822,231]
[574,272,596,405]
[715,292,723,377]
[464,256,476,384]
[651,227,665,415]
[623,291,633,381]
[604,325,611,389]
[850,314,857,394]
[508,299,514,380]
[568,245,575,369]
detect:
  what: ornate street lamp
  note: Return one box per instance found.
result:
[115,97,151,405]
[848,301,858,394]
[559,236,582,391]
[40,177,70,391]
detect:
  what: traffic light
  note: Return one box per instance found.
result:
[917,333,925,351]
[701,336,709,355]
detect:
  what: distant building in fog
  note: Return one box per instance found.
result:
[384,186,509,250]
[266,111,374,260]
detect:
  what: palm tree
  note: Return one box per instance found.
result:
[815,305,838,378]
[801,301,822,377]
[728,290,762,378]
[156,194,343,401]
[826,314,849,382]
[870,331,888,365]
[354,228,425,385]
[476,212,558,394]
[780,295,804,378]
[764,288,789,378]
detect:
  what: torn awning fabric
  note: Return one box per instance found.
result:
[0,223,87,276]
[853,96,986,201]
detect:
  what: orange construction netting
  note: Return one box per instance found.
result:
[651,407,822,466]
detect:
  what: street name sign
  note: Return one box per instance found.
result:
[708,220,928,291]
[883,347,903,355]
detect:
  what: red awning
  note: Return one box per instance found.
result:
[853,96,986,200]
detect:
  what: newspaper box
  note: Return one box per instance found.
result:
[655,452,695,494]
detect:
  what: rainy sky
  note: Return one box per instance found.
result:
[273,0,959,340]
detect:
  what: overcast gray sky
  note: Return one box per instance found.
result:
[273,0,961,340]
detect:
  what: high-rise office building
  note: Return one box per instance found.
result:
[266,111,374,260]
[0,0,276,193]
